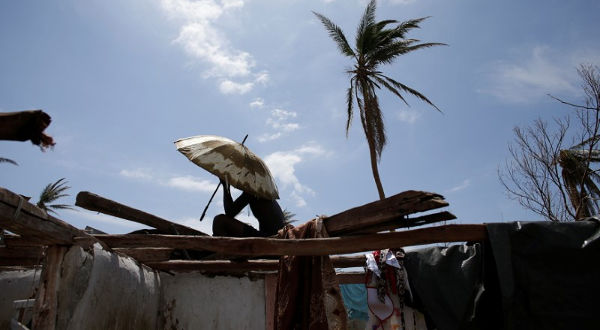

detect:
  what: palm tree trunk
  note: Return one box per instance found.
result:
[368,138,386,200]
[359,83,386,200]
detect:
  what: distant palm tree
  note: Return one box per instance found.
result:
[36,178,75,214]
[557,142,600,219]
[314,0,444,199]
[282,208,297,225]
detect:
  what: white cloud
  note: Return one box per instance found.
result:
[250,97,264,108]
[167,176,218,192]
[119,168,154,181]
[447,179,471,193]
[120,168,218,194]
[258,132,282,142]
[161,0,267,94]
[254,71,269,85]
[271,108,297,120]
[483,46,581,103]
[161,0,223,21]
[258,108,300,142]
[264,143,326,207]
[174,22,253,78]
[396,109,421,124]
[219,80,254,94]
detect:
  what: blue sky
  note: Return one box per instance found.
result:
[2,0,599,234]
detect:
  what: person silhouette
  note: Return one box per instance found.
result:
[212,179,285,237]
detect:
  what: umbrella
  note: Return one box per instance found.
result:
[174,135,279,200]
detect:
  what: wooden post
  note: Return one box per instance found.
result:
[32,245,68,330]
[264,273,277,330]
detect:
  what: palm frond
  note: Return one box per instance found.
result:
[390,17,430,39]
[368,41,446,67]
[346,83,354,136]
[372,75,409,106]
[0,157,18,166]
[313,12,355,57]
[571,135,600,150]
[282,208,297,225]
[356,0,377,53]
[381,75,441,112]
[37,178,74,214]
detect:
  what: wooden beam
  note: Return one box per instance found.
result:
[3,235,47,247]
[0,187,98,246]
[351,211,457,235]
[144,255,365,272]
[81,224,486,256]
[147,259,280,272]
[76,191,206,236]
[113,248,173,263]
[324,190,449,235]
[32,245,68,330]
[0,246,44,259]
[0,257,42,266]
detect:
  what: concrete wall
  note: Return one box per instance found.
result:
[1,246,268,330]
[0,269,39,329]
[56,244,161,330]
[159,273,266,330]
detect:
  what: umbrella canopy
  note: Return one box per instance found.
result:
[175,135,279,200]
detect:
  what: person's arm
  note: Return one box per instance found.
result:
[222,179,250,216]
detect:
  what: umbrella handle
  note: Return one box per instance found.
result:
[200,182,221,221]
[199,134,247,222]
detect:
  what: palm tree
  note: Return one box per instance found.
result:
[314,0,444,199]
[557,140,600,219]
[282,208,297,225]
[36,178,75,215]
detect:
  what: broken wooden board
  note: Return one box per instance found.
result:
[324,190,450,235]
[76,191,206,236]
[351,211,457,235]
[0,187,99,246]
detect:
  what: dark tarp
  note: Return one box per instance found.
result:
[404,220,600,330]
[404,243,489,330]
[486,220,600,330]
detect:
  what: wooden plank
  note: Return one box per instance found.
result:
[76,191,206,236]
[337,272,365,284]
[82,224,486,256]
[351,211,457,235]
[3,235,47,247]
[113,248,173,263]
[0,265,42,271]
[144,255,365,272]
[32,245,68,330]
[0,257,42,266]
[0,187,97,246]
[146,259,280,272]
[0,246,44,259]
[324,190,449,235]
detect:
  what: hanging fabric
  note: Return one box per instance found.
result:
[365,249,427,330]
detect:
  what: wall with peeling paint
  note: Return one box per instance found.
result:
[1,245,268,329]
[0,269,39,329]
[55,245,161,330]
[159,273,266,330]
